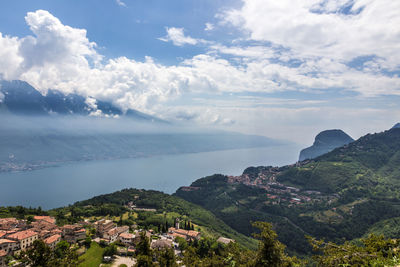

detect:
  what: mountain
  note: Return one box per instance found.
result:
[392,123,400,129]
[298,129,354,161]
[0,79,165,122]
[176,128,400,255]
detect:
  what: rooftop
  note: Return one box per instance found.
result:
[119,233,134,239]
[0,249,7,257]
[0,239,17,244]
[8,230,38,240]
[44,234,61,245]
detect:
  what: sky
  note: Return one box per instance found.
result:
[0,0,399,145]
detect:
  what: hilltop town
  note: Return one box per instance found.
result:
[0,214,209,267]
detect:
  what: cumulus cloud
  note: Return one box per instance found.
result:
[158,27,206,46]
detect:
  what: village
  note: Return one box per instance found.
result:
[0,212,234,267]
[227,165,339,207]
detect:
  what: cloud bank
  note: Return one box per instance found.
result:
[0,2,399,139]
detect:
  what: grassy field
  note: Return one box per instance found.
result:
[78,242,104,267]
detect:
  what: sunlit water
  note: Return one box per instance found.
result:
[0,145,301,209]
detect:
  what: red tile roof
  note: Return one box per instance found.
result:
[44,234,61,245]
[0,239,16,244]
[0,249,7,257]
[8,230,38,240]
[119,233,134,239]
[33,216,56,224]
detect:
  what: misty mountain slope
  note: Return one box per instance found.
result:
[0,119,282,172]
[299,129,354,161]
[0,79,165,122]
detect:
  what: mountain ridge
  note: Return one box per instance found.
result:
[0,79,166,123]
[299,129,354,161]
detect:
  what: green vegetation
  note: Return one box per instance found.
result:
[309,234,400,266]
[20,240,78,266]
[60,188,258,249]
[0,206,47,218]
[78,242,104,267]
[176,129,400,256]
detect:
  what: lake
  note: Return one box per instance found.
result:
[0,145,301,209]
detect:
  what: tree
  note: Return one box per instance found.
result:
[252,221,301,267]
[136,232,152,256]
[103,244,118,257]
[84,237,92,248]
[20,240,53,267]
[135,254,153,267]
[175,236,188,253]
[308,234,400,267]
[26,215,34,224]
[158,248,177,267]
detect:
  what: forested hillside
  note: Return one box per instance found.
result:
[176,128,400,255]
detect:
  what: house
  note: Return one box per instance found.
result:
[116,226,129,235]
[33,216,56,224]
[217,237,235,244]
[0,249,7,267]
[168,228,201,241]
[30,220,59,239]
[119,233,135,246]
[44,234,61,250]
[133,231,151,245]
[104,228,119,244]
[94,219,115,237]
[62,225,86,243]
[7,230,38,250]
[0,218,18,231]
[0,239,19,255]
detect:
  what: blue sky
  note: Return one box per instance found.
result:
[0,0,399,144]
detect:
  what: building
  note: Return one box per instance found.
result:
[119,233,135,246]
[168,227,201,241]
[0,239,19,254]
[94,219,115,237]
[0,219,18,231]
[0,249,7,267]
[44,234,61,250]
[62,225,86,243]
[7,230,38,250]
[104,228,119,244]
[116,226,129,235]
[217,237,235,244]
[33,216,56,224]
[30,220,59,239]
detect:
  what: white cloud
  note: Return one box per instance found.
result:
[204,23,214,31]
[158,27,204,46]
[115,0,126,7]
[0,9,399,135]
[0,91,4,103]
[221,0,400,70]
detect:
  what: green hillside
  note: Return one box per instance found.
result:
[176,128,400,255]
[63,188,258,249]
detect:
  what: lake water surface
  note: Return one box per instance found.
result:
[0,145,301,209]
